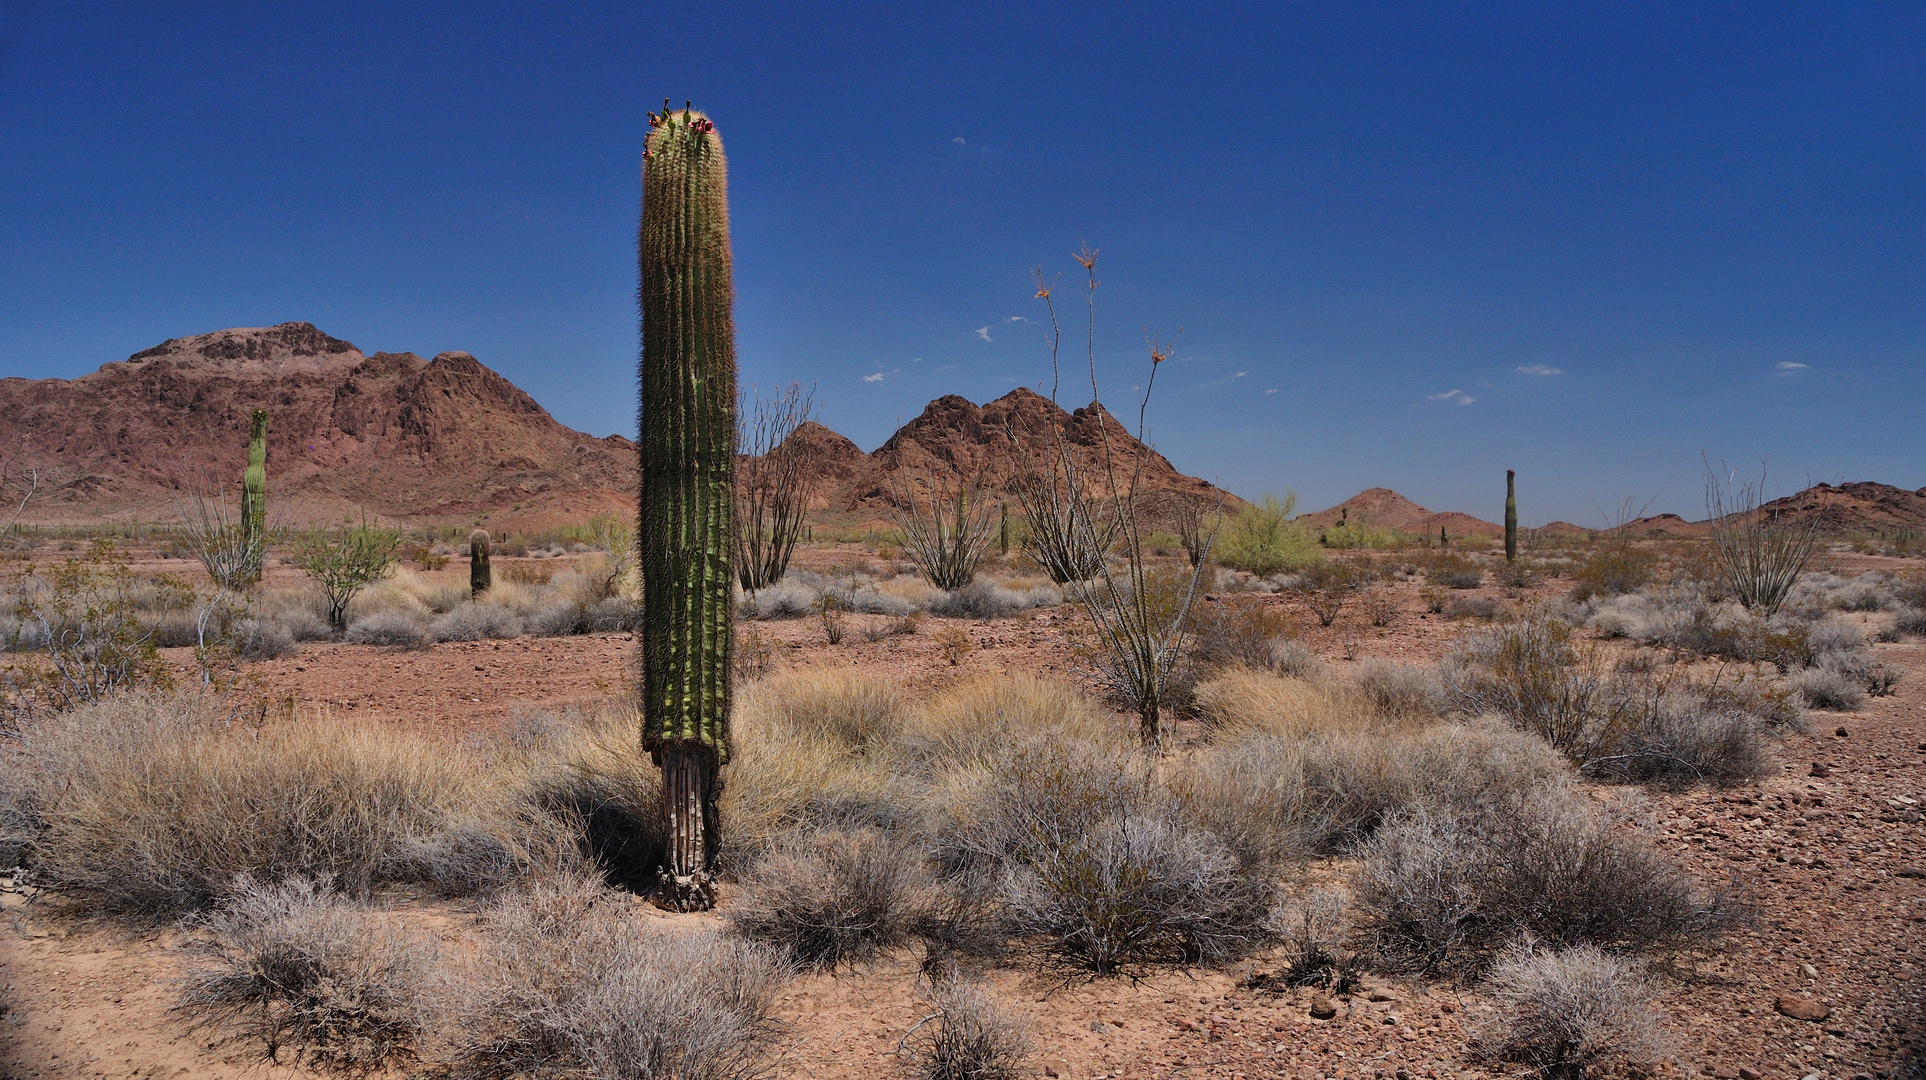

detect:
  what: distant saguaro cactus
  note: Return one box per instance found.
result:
[998,500,1011,556]
[1505,470,1518,563]
[241,409,268,583]
[469,529,492,598]
[639,100,737,911]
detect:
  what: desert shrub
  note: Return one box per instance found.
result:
[1895,576,1926,610]
[736,668,904,753]
[344,609,433,648]
[260,590,333,643]
[1355,788,1732,973]
[726,827,936,969]
[1424,553,1483,590]
[179,877,440,1069]
[1357,584,1402,626]
[1215,494,1321,576]
[17,691,499,916]
[930,579,1060,620]
[450,873,787,1080]
[1897,608,1926,639]
[1188,597,1298,671]
[1289,558,1376,626]
[740,579,816,619]
[513,708,667,893]
[905,978,1031,1080]
[431,603,526,642]
[1568,545,1658,600]
[1443,595,1505,621]
[1352,658,1446,720]
[925,736,1274,970]
[292,521,402,632]
[1266,888,1361,992]
[1000,810,1271,971]
[232,616,298,660]
[1474,943,1670,1079]
[1789,665,1863,711]
[3,540,173,712]
[1446,618,1774,785]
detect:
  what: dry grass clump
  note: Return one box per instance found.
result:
[15,691,501,916]
[178,876,441,1069]
[904,978,1031,1080]
[449,872,787,1080]
[727,827,939,969]
[735,668,904,752]
[901,672,1128,768]
[1190,665,1378,740]
[1352,657,1447,720]
[508,706,668,893]
[1568,545,1657,600]
[1356,787,1734,973]
[1473,942,1671,1079]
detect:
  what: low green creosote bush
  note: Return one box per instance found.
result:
[1214,494,1321,576]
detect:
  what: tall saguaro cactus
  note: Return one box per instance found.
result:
[242,409,269,584]
[1505,470,1518,563]
[638,100,737,911]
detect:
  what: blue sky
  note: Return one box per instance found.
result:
[1,2,1920,525]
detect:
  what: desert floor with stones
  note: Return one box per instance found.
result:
[1,544,1922,1080]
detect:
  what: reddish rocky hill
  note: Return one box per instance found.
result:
[1754,481,1926,534]
[0,323,1230,531]
[1300,487,1504,539]
[814,388,1231,520]
[0,323,635,529]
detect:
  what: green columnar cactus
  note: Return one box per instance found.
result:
[1505,470,1518,563]
[998,501,1010,556]
[639,101,737,911]
[241,409,269,584]
[470,529,492,598]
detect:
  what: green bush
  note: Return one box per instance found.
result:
[1569,545,1658,600]
[1215,494,1321,576]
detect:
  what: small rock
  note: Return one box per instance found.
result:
[1835,726,1849,737]
[1774,994,1831,1021]
[1898,867,1926,879]
[1310,995,1338,1020]
[1810,762,1831,778]
[1367,989,1399,1003]
[1739,1069,1762,1080]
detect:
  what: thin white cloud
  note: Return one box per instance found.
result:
[1773,362,1808,376]
[862,372,885,383]
[1516,364,1564,376]
[1004,315,1030,323]
[1264,388,1278,395]
[953,137,966,146]
[975,326,992,342]
[1426,389,1478,406]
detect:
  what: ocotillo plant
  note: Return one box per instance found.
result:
[470,529,492,598]
[639,100,737,911]
[1505,470,1518,563]
[241,410,268,584]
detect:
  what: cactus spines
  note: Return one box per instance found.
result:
[470,529,492,597]
[1505,470,1518,563]
[640,101,736,911]
[241,409,269,584]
